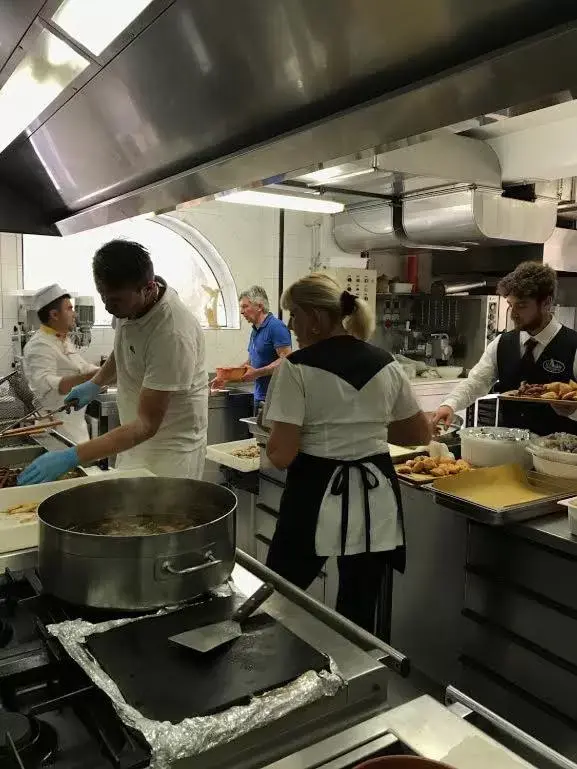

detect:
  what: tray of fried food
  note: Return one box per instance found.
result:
[501,380,577,404]
[396,455,472,483]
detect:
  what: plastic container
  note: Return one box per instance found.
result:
[460,427,535,468]
[530,452,577,480]
[528,434,577,466]
[566,497,577,536]
[215,366,247,383]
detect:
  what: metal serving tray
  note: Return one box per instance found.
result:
[433,471,577,526]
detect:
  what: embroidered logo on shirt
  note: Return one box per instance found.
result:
[542,358,565,375]
[130,345,135,354]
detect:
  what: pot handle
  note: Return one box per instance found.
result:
[162,550,222,576]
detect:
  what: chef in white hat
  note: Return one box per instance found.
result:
[22,284,99,444]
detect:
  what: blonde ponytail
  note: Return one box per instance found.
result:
[282,272,375,341]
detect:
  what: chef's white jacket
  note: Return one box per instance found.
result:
[113,283,208,479]
[23,327,98,444]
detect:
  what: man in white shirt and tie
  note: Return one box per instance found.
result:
[433,262,577,436]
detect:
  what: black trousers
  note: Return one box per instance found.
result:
[266,534,392,633]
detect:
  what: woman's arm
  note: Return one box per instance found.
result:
[388,410,432,447]
[266,421,301,469]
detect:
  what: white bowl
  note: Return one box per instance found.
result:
[434,367,463,379]
[532,453,577,479]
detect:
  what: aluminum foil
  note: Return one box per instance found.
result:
[48,601,343,769]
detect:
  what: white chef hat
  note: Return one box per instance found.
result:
[32,284,69,313]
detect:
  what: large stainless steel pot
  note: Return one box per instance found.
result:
[38,477,237,610]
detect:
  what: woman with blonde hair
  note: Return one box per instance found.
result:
[264,273,431,632]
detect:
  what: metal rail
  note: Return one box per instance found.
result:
[236,550,409,676]
[446,686,577,769]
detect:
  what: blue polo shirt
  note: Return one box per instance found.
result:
[248,313,291,402]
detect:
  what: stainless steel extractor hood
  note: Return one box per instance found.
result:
[3,1,577,235]
[333,188,558,252]
[430,227,577,277]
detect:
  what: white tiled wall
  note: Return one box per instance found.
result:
[0,233,23,376]
[1,203,364,375]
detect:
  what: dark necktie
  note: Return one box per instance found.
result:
[519,337,538,381]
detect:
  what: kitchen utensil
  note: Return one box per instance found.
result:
[37,477,237,610]
[0,419,64,438]
[216,366,247,383]
[86,594,329,721]
[459,427,535,468]
[433,366,463,379]
[170,582,274,652]
[0,402,73,440]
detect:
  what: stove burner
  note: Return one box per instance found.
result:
[0,618,13,647]
[0,711,58,766]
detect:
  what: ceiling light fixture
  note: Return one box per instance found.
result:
[52,0,154,55]
[219,190,344,214]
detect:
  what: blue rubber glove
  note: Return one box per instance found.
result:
[64,380,101,410]
[17,448,79,486]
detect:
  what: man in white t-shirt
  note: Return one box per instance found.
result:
[18,240,208,485]
[23,284,99,444]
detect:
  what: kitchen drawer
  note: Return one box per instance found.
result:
[458,660,577,757]
[258,476,284,513]
[256,503,278,540]
[465,572,577,667]
[468,522,577,612]
[462,612,577,721]
[255,535,326,603]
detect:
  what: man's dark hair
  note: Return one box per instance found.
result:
[497,261,557,302]
[93,240,154,289]
[38,294,70,325]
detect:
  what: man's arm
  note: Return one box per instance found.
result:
[57,371,99,395]
[243,346,291,382]
[76,387,170,465]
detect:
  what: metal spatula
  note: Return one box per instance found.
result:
[169,583,274,653]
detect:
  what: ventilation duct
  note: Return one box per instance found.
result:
[333,187,557,253]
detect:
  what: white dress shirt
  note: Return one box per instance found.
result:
[442,318,577,414]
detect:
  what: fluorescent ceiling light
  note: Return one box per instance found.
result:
[52,0,154,55]
[0,28,88,153]
[219,190,344,214]
[300,166,377,185]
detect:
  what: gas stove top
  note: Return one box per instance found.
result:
[0,567,151,768]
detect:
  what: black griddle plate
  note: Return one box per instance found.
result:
[86,595,329,723]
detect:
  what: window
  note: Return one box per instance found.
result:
[23,214,239,329]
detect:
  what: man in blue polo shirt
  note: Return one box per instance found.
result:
[214,286,291,411]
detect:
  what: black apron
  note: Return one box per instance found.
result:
[275,450,406,573]
[496,326,577,435]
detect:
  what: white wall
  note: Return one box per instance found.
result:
[0,233,23,376]
[2,201,363,375]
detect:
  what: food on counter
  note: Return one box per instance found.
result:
[0,468,21,488]
[68,513,194,536]
[397,456,471,477]
[536,432,577,454]
[0,502,38,523]
[231,444,259,459]
[508,380,577,401]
